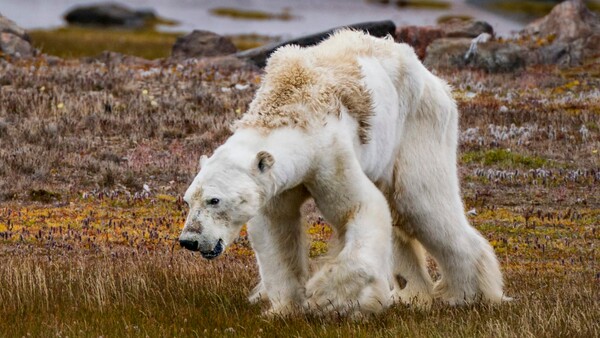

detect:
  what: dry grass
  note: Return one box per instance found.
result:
[0,252,596,337]
[0,56,258,201]
[0,56,599,336]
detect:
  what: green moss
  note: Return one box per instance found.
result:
[396,0,451,9]
[29,26,182,59]
[436,14,473,24]
[228,34,277,51]
[29,27,272,59]
[210,7,293,21]
[462,149,548,168]
[585,121,599,133]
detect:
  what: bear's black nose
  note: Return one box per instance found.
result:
[179,239,199,251]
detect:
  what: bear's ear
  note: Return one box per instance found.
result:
[199,155,209,168]
[255,151,274,173]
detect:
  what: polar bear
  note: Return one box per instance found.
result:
[179,30,507,316]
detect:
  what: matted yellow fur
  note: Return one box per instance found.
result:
[236,30,398,144]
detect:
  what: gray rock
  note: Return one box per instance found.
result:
[0,13,35,58]
[533,40,585,67]
[236,20,396,67]
[64,3,151,28]
[440,19,494,38]
[424,38,472,69]
[424,37,526,72]
[0,14,29,40]
[171,30,237,60]
[394,19,494,60]
[521,0,599,41]
[520,0,600,65]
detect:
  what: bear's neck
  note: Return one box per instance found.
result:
[229,127,315,198]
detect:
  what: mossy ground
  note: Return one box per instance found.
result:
[28,26,274,59]
[210,7,293,21]
[29,27,182,59]
[0,54,598,336]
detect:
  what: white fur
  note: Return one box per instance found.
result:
[179,30,507,317]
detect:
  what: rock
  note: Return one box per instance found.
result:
[395,26,443,60]
[0,14,28,40]
[424,37,527,72]
[469,42,527,72]
[521,0,599,41]
[134,8,157,21]
[0,13,36,58]
[0,33,34,58]
[520,0,600,65]
[236,20,396,67]
[64,3,152,28]
[171,30,237,60]
[439,19,494,39]
[424,38,471,69]
[395,19,493,60]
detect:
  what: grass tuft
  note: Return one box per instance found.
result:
[210,7,293,21]
[462,149,548,168]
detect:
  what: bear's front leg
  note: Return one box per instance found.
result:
[247,185,310,316]
[304,158,394,316]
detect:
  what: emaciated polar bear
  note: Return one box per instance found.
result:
[179,30,507,316]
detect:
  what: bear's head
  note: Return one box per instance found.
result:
[178,150,274,259]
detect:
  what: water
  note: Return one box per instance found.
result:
[1,0,526,37]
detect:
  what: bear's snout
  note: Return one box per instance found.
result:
[200,239,224,260]
[179,239,199,251]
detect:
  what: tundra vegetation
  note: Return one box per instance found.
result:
[0,52,598,336]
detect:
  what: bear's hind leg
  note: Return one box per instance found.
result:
[247,185,310,316]
[390,227,434,309]
[394,174,506,305]
[398,190,507,305]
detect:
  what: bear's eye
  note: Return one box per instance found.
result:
[207,198,220,206]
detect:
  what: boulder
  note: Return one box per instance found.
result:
[520,0,600,65]
[0,13,36,58]
[236,20,396,67]
[521,0,599,42]
[0,14,28,39]
[395,26,444,60]
[424,37,527,72]
[64,3,155,28]
[171,30,237,60]
[395,19,494,60]
[439,19,494,38]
